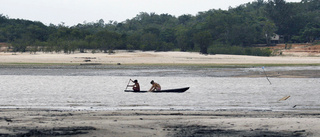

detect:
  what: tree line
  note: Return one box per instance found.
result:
[0,0,319,56]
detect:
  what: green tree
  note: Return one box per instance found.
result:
[140,33,158,51]
[95,30,120,53]
[265,0,297,41]
[175,25,194,51]
[302,23,320,42]
[261,19,277,45]
[193,31,212,54]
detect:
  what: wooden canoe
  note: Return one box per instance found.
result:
[124,87,189,93]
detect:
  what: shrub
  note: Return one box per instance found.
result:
[208,44,272,56]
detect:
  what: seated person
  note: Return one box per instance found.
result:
[149,80,161,92]
[128,79,140,91]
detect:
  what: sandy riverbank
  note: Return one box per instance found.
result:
[0,109,319,136]
[1,51,320,65]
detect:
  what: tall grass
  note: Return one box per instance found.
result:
[208,44,272,56]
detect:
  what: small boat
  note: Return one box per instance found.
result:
[124,87,189,93]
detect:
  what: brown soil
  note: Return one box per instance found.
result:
[267,43,320,56]
[0,43,10,52]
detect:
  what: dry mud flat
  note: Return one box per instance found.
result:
[1,109,319,137]
[1,64,320,78]
[1,51,320,78]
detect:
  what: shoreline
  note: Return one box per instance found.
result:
[1,62,320,67]
[1,108,319,136]
[1,63,320,78]
[1,51,320,66]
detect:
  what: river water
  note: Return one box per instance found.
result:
[0,65,319,111]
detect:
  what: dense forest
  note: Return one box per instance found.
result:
[0,0,320,56]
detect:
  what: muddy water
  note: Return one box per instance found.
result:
[0,65,319,111]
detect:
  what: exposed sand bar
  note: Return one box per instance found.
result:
[1,51,320,65]
[0,109,319,136]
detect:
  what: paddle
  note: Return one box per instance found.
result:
[279,95,290,101]
[125,79,131,90]
[262,66,272,85]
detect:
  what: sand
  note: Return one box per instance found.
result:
[1,51,320,136]
[1,109,319,136]
[1,51,320,65]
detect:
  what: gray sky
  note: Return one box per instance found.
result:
[1,0,301,26]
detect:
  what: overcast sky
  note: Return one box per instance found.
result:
[1,0,301,26]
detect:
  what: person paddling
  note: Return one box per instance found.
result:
[149,80,161,92]
[128,79,140,91]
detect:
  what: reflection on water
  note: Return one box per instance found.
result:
[0,66,319,111]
